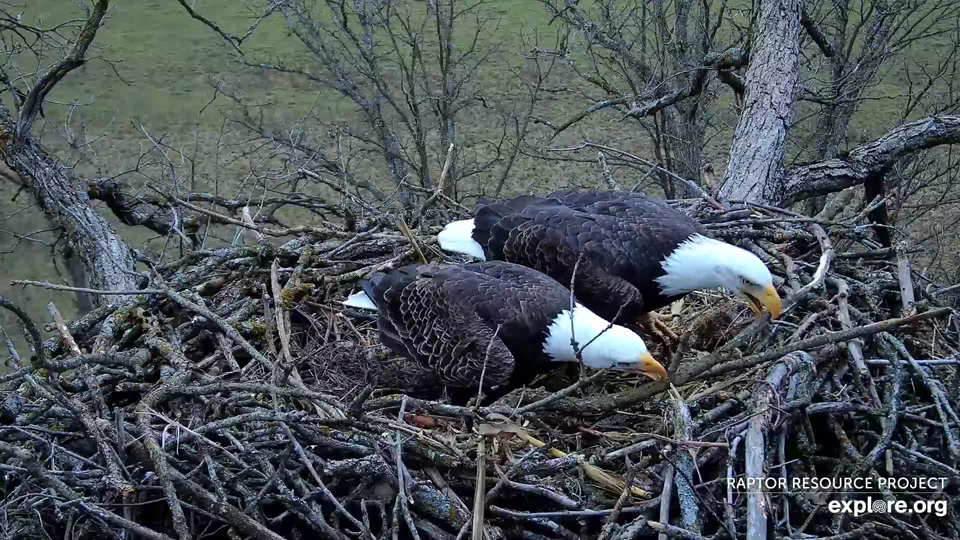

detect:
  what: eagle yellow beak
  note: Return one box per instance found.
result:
[744,285,783,320]
[622,353,668,381]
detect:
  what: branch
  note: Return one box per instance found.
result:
[175,0,245,54]
[800,8,833,58]
[783,116,960,205]
[16,0,109,139]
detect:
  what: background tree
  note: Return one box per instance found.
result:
[3,0,960,346]
[0,3,959,540]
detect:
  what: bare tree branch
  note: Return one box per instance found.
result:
[15,0,108,140]
[783,115,960,205]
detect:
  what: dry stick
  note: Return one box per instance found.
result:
[46,301,111,414]
[501,480,580,509]
[568,253,585,377]
[396,217,428,264]
[281,416,372,538]
[513,369,610,415]
[0,442,175,540]
[596,459,634,540]
[519,308,949,414]
[834,278,890,472]
[597,151,621,190]
[783,224,834,311]
[889,442,960,477]
[896,242,916,314]
[657,465,675,540]
[161,285,345,412]
[476,324,503,406]
[665,385,700,533]
[726,436,741,540]
[852,340,904,479]
[270,259,340,419]
[415,142,455,224]
[487,507,580,540]
[696,307,952,379]
[509,428,650,498]
[865,357,959,366]
[646,521,711,540]
[885,333,960,465]
[552,142,725,211]
[135,354,196,540]
[486,507,656,520]
[394,397,423,540]
[453,450,539,540]
[0,298,134,496]
[422,467,470,519]
[169,193,406,242]
[4,310,282,540]
[12,279,164,295]
[472,436,487,540]
[745,351,814,540]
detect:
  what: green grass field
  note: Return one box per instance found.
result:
[0,0,952,359]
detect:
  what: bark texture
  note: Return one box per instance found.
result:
[783,116,960,205]
[719,0,805,203]
[0,0,139,306]
[0,109,139,305]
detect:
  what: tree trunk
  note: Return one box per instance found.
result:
[718,0,804,204]
[0,108,140,305]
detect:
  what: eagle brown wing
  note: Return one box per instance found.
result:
[374,265,516,389]
[469,191,709,316]
[547,190,709,237]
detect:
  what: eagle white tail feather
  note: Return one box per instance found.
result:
[341,291,379,311]
[437,219,486,260]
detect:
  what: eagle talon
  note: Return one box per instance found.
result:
[636,313,680,355]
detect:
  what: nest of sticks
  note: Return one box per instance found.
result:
[0,197,959,540]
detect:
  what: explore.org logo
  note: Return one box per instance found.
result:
[726,475,950,518]
[827,497,948,517]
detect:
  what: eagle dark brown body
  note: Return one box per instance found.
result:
[354,262,574,391]
[467,190,709,324]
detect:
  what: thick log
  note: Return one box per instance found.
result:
[0,112,140,305]
[782,115,960,205]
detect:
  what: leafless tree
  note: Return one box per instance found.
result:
[533,0,741,198]
[181,0,534,213]
[529,0,960,208]
[0,0,142,305]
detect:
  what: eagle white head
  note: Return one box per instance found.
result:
[542,302,668,381]
[656,234,783,319]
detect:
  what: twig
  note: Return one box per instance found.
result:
[472,437,486,540]
[657,465,674,540]
[415,143,456,224]
[395,397,422,540]
[745,352,815,540]
[513,369,609,415]
[11,279,162,295]
[783,224,834,310]
[896,242,916,314]
[597,459,634,540]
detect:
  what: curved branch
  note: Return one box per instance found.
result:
[16,0,108,139]
[782,115,960,205]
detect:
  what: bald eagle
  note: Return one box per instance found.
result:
[437,191,782,330]
[341,261,666,395]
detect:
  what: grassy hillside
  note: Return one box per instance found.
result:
[0,0,577,357]
[0,0,953,360]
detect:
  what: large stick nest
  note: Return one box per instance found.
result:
[1,198,959,540]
